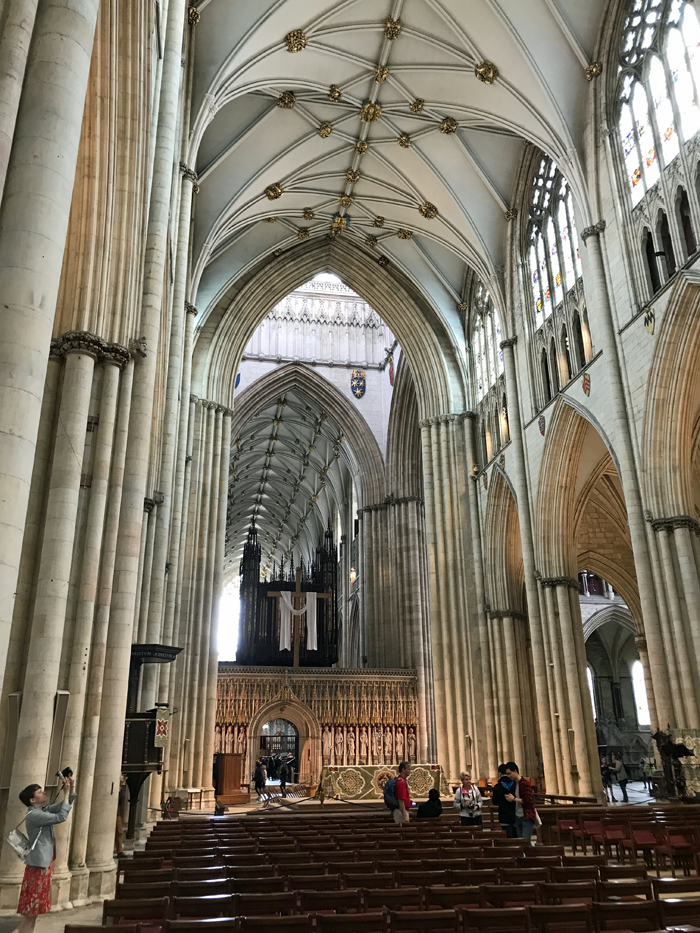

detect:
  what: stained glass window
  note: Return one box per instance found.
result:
[527,156,582,327]
[471,284,504,401]
[619,0,700,202]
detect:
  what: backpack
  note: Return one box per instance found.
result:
[383,777,399,810]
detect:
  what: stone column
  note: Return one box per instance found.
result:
[653,522,697,726]
[136,497,158,645]
[540,581,570,794]
[0,343,96,901]
[141,168,198,711]
[70,359,133,902]
[0,0,101,707]
[463,413,497,777]
[580,222,673,728]
[0,0,38,197]
[503,615,526,767]
[673,520,700,683]
[53,353,125,893]
[501,337,557,790]
[85,0,189,893]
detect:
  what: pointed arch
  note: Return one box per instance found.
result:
[386,354,421,499]
[193,238,465,420]
[483,468,524,613]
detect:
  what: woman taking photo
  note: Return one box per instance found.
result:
[453,772,482,826]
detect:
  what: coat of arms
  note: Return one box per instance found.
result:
[538,415,546,436]
[582,373,591,396]
[388,356,395,387]
[644,308,655,334]
[351,369,366,399]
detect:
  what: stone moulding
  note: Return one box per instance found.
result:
[650,514,700,535]
[51,331,130,369]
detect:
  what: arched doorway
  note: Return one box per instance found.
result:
[259,718,299,783]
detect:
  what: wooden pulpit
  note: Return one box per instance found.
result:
[214,752,250,805]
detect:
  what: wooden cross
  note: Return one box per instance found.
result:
[268,567,331,668]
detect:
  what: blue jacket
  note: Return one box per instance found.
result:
[25,796,76,868]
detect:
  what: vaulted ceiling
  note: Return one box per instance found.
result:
[189,0,609,342]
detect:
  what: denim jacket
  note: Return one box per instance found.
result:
[25,796,76,868]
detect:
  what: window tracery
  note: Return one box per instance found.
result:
[525,154,590,409]
[616,0,700,293]
[468,281,506,466]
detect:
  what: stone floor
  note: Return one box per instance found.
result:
[0,904,103,933]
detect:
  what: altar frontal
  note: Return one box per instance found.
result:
[319,763,449,802]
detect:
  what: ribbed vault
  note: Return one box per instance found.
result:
[225,363,385,576]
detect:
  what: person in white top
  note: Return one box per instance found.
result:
[453,772,482,826]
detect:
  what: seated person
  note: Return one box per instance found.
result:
[417,788,443,819]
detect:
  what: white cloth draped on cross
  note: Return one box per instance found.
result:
[279,591,317,652]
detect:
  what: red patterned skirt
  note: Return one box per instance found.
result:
[17,863,52,917]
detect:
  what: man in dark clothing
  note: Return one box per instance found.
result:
[504,761,537,840]
[279,759,289,797]
[417,788,443,819]
[491,763,517,837]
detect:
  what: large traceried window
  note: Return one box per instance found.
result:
[632,660,651,726]
[468,281,507,467]
[525,154,590,410]
[617,0,700,295]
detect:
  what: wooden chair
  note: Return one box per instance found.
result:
[592,900,661,931]
[289,874,342,891]
[68,926,141,933]
[103,897,171,925]
[175,879,232,898]
[500,867,550,885]
[598,864,648,882]
[595,879,653,902]
[344,872,395,889]
[535,882,596,905]
[651,875,700,899]
[550,866,599,884]
[362,887,423,912]
[527,904,593,933]
[479,883,538,909]
[171,894,236,918]
[396,870,446,887]
[422,886,481,910]
[116,880,174,899]
[447,869,498,887]
[174,867,230,882]
[386,908,458,931]
[122,856,164,871]
[235,917,314,933]
[235,892,297,916]
[229,877,287,894]
[562,855,604,869]
[520,857,561,870]
[656,825,700,876]
[522,846,564,859]
[314,913,386,932]
[166,921,236,933]
[471,857,517,870]
[456,906,531,932]
[172,856,221,869]
[658,897,700,925]
[285,863,326,877]
[299,889,361,914]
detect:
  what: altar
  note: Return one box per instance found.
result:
[318,763,450,802]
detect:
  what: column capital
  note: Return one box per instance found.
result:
[581,220,606,241]
[144,497,156,513]
[185,301,198,316]
[50,331,130,368]
[538,574,580,590]
[650,514,700,535]
[487,607,528,621]
[499,336,517,349]
[180,162,198,185]
[190,394,199,405]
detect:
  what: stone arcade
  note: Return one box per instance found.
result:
[1,0,700,911]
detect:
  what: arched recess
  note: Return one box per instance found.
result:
[192,238,466,421]
[583,604,636,642]
[229,362,385,510]
[641,272,700,518]
[484,468,525,613]
[386,354,422,499]
[482,468,537,775]
[536,399,640,619]
[247,695,323,787]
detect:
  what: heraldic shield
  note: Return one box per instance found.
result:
[351,368,366,398]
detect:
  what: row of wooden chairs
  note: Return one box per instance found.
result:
[118,863,653,892]
[75,898,700,931]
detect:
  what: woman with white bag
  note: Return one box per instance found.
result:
[454,772,482,826]
[12,774,75,933]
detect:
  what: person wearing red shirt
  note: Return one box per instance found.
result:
[394,761,412,824]
[504,761,537,840]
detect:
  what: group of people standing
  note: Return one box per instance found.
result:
[453,763,537,839]
[253,753,296,797]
